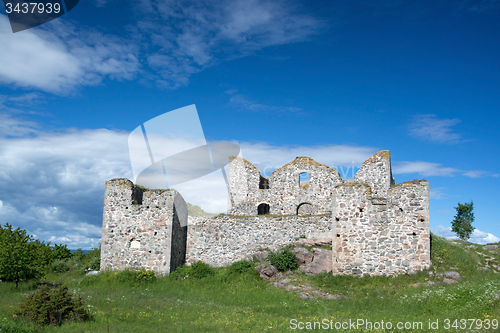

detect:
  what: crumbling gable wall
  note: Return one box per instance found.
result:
[228,156,342,216]
[354,150,394,197]
[100,179,188,274]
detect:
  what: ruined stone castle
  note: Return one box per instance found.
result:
[100,150,431,276]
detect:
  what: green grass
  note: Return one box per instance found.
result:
[1,234,499,332]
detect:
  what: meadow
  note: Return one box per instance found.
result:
[1,235,499,333]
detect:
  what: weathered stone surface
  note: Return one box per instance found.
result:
[100,179,187,275]
[228,156,342,216]
[443,278,458,284]
[300,248,333,275]
[477,267,490,271]
[314,238,332,246]
[272,279,291,288]
[260,265,277,280]
[102,150,430,278]
[187,215,331,267]
[294,247,313,264]
[252,251,269,262]
[444,271,461,280]
[255,264,266,272]
[297,292,314,299]
[484,245,499,250]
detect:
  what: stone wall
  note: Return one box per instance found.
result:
[354,150,394,197]
[332,180,430,276]
[100,179,187,274]
[228,156,342,216]
[186,215,332,267]
[101,150,430,277]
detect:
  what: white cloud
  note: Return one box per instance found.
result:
[409,114,462,144]
[432,225,500,245]
[0,14,140,94]
[134,0,321,89]
[0,113,40,137]
[462,170,487,178]
[393,161,488,178]
[226,90,302,113]
[430,187,448,199]
[393,161,460,177]
[0,1,320,92]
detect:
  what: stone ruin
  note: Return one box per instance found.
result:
[100,150,430,276]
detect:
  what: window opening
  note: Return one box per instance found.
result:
[258,203,270,215]
[299,172,310,187]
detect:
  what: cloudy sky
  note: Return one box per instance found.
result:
[1,0,499,249]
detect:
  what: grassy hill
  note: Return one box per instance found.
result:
[1,235,499,332]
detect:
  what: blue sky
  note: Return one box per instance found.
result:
[0,0,499,249]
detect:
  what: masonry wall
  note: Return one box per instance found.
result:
[228,156,342,216]
[332,180,430,276]
[101,150,430,278]
[354,150,394,197]
[100,179,188,274]
[186,215,332,267]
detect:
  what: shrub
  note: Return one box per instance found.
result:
[268,246,298,272]
[229,260,253,274]
[171,262,215,280]
[136,268,156,282]
[84,247,101,271]
[88,256,100,271]
[14,285,90,326]
[48,260,70,274]
[170,264,191,280]
[189,262,215,279]
[115,269,138,283]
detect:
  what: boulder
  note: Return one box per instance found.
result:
[314,238,332,246]
[443,278,457,284]
[483,245,499,250]
[259,265,277,280]
[252,251,269,262]
[293,247,313,264]
[255,264,266,272]
[296,292,313,299]
[444,271,461,280]
[300,248,333,276]
[295,239,316,247]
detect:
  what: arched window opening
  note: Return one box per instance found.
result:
[297,203,315,216]
[299,172,310,188]
[259,176,269,189]
[258,203,270,215]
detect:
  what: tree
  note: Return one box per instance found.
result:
[0,223,44,288]
[451,201,475,241]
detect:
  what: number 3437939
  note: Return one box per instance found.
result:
[5,2,61,14]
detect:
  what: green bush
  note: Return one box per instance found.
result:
[115,269,138,283]
[88,256,100,271]
[229,260,253,274]
[71,249,86,263]
[14,285,90,326]
[268,246,298,272]
[171,262,215,280]
[48,260,70,274]
[189,262,215,279]
[136,268,156,282]
[170,264,191,280]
